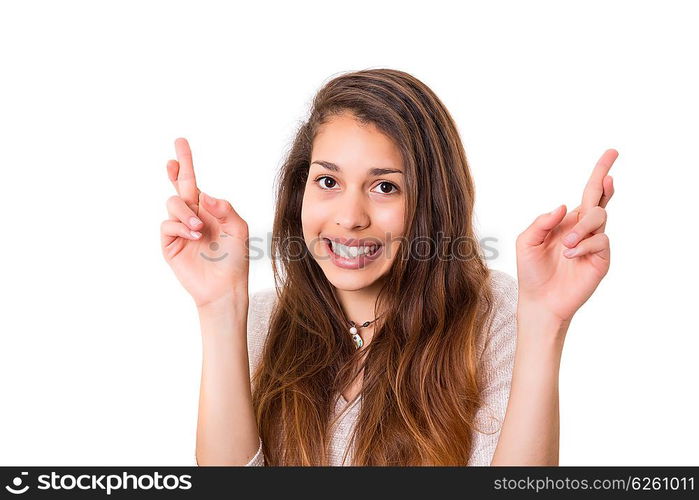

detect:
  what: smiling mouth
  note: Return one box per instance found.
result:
[323,238,382,259]
[200,252,229,262]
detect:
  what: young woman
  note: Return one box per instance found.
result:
[160,69,617,466]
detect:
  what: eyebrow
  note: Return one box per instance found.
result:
[310,160,403,177]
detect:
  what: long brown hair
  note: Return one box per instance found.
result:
[251,68,496,465]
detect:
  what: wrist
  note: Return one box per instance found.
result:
[516,300,570,347]
[197,289,249,319]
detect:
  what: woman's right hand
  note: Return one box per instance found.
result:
[160,138,250,309]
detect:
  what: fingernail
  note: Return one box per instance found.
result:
[563,232,579,245]
[202,192,215,205]
[190,231,202,239]
[190,217,202,227]
[563,247,578,257]
[549,204,562,214]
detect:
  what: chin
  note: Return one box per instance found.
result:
[322,267,385,292]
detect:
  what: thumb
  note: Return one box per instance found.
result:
[518,204,567,247]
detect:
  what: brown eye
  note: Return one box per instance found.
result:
[374,181,399,195]
[316,176,337,189]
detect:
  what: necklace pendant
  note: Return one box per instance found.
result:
[351,333,363,349]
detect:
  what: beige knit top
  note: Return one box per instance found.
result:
[243,269,518,466]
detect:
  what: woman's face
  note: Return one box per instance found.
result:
[301,112,406,292]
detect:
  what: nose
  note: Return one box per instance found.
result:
[334,188,370,230]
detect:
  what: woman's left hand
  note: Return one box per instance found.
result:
[515,149,619,325]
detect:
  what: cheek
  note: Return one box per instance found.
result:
[372,203,405,238]
[301,191,323,237]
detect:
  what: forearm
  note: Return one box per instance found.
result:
[490,304,569,466]
[195,291,260,466]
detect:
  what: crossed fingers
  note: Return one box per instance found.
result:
[166,138,201,213]
[562,149,618,258]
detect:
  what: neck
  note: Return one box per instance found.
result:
[335,279,384,334]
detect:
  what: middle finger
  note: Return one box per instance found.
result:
[562,206,607,248]
[598,175,614,209]
[166,195,204,231]
[167,159,180,193]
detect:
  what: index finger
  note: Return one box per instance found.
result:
[581,149,618,210]
[174,137,200,209]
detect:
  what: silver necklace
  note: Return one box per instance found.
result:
[348,316,382,349]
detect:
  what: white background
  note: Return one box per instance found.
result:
[1,0,697,466]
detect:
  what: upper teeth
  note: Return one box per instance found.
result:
[330,241,377,258]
